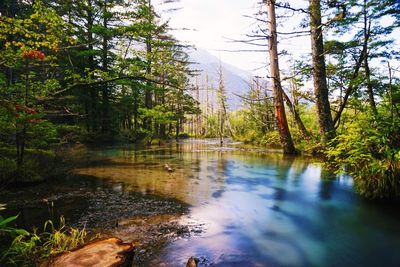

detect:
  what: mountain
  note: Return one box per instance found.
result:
[189,48,253,110]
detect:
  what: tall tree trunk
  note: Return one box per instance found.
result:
[16,62,30,180]
[159,72,166,138]
[175,116,180,140]
[309,0,335,144]
[216,62,233,145]
[195,78,201,137]
[144,0,153,131]
[86,0,97,132]
[266,0,296,154]
[205,72,209,136]
[219,110,224,146]
[133,87,139,130]
[101,0,110,134]
[363,0,377,115]
[364,55,377,114]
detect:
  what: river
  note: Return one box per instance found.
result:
[1,139,400,266]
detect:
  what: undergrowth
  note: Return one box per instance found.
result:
[0,209,96,266]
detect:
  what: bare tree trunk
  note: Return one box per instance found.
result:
[266,0,296,154]
[219,110,224,146]
[309,0,335,144]
[195,78,200,137]
[217,63,225,145]
[217,62,233,145]
[205,72,209,136]
[363,0,377,115]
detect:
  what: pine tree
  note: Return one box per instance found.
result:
[309,0,336,144]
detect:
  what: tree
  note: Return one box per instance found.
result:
[309,0,336,144]
[216,62,229,145]
[0,1,69,180]
[327,0,400,124]
[266,0,296,154]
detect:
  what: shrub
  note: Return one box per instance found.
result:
[56,125,85,144]
[260,131,282,148]
[325,113,400,199]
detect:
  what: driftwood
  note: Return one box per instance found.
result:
[164,163,173,172]
[49,237,134,267]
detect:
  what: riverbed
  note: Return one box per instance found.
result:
[1,140,400,266]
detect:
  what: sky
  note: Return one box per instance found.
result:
[153,0,312,77]
[154,0,271,76]
[153,0,400,79]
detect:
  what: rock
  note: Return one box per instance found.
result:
[186,256,199,267]
[49,237,134,267]
[164,164,173,172]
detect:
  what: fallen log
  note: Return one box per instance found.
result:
[49,237,134,267]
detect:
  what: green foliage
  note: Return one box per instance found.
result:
[230,105,316,149]
[56,125,86,144]
[139,106,176,125]
[325,113,400,199]
[259,131,282,148]
[286,105,321,153]
[0,205,34,265]
[0,147,56,184]
[0,216,92,266]
[0,0,70,64]
[230,109,281,148]
[0,208,30,239]
[26,120,58,149]
[41,217,89,257]
[204,114,219,138]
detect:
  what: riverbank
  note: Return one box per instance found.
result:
[2,141,400,266]
[0,168,200,266]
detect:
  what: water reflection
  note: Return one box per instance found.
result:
[19,140,399,267]
[87,141,398,267]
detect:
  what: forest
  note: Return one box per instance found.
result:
[1,0,400,266]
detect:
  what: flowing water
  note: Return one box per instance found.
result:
[1,140,400,266]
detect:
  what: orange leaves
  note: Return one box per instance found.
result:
[21,50,45,60]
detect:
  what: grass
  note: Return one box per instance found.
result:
[0,215,97,266]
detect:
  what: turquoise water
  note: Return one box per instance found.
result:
[4,140,399,266]
[141,141,400,267]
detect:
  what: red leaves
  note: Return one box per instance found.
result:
[14,104,42,123]
[21,50,45,60]
[15,104,37,114]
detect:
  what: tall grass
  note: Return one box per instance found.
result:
[1,215,96,266]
